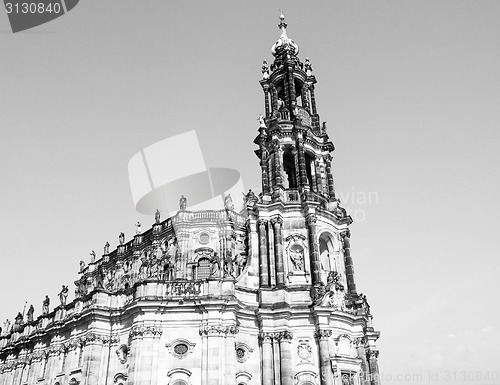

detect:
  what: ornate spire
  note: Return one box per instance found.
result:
[271,11,299,57]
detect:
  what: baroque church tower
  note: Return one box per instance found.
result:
[0,14,381,385]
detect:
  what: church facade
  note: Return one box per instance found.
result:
[0,15,382,385]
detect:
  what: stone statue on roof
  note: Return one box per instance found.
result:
[58,285,69,306]
[42,296,50,315]
[26,304,34,323]
[179,195,187,210]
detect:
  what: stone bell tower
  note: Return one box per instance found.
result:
[246,12,382,385]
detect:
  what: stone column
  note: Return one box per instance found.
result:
[302,83,311,112]
[278,332,293,385]
[82,334,104,385]
[287,65,296,103]
[175,232,189,279]
[258,332,274,385]
[367,350,381,385]
[314,159,322,194]
[132,326,162,385]
[223,326,238,384]
[307,214,321,285]
[314,329,333,385]
[272,336,280,385]
[246,220,260,281]
[271,85,278,111]
[263,84,271,117]
[26,356,39,384]
[341,231,357,294]
[150,332,161,385]
[199,325,223,385]
[310,84,318,115]
[324,155,335,199]
[296,139,309,189]
[258,219,269,287]
[271,217,285,286]
[45,345,63,381]
[261,149,270,194]
[356,342,370,385]
[273,141,282,189]
[268,224,276,287]
[128,328,142,385]
[292,147,300,189]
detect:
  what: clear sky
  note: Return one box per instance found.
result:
[1,1,499,384]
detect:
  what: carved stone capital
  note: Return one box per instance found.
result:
[129,325,163,339]
[314,329,333,340]
[270,216,283,227]
[257,218,268,228]
[257,332,274,344]
[367,349,380,359]
[276,331,293,342]
[83,332,106,345]
[199,325,239,337]
[306,214,317,226]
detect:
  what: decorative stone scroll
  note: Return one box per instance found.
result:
[115,344,129,364]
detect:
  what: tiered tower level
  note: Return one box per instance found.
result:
[0,15,381,385]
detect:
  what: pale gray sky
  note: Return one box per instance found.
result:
[1,1,499,383]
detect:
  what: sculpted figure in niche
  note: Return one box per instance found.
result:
[26,304,34,323]
[223,253,235,277]
[59,285,69,306]
[289,246,304,271]
[96,266,105,289]
[165,238,177,259]
[163,259,174,281]
[210,253,221,277]
[42,296,50,315]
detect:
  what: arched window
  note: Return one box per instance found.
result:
[305,152,315,191]
[171,380,187,385]
[283,150,297,188]
[196,258,211,280]
[319,237,330,271]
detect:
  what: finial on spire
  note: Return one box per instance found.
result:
[278,10,287,30]
[271,11,299,57]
